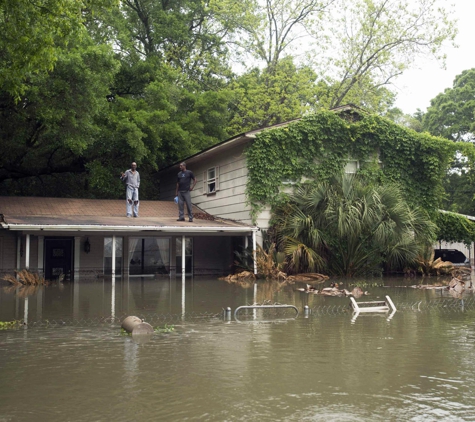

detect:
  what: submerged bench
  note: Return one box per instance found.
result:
[350,295,397,313]
[234,304,299,321]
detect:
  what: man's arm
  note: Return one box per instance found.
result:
[190,176,197,191]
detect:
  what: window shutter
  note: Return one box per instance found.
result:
[203,171,207,195]
[215,166,220,192]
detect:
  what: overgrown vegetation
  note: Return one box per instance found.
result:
[246,109,475,221]
[271,173,436,276]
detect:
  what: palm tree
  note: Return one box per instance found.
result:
[272,173,436,276]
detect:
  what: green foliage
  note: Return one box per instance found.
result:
[435,212,475,247]
[246,109,465,220]
[0,41,119,196]
[0,0,117,98]
[227,57,320,134]
[154,324,175,333]
[423,69,475,142]
[0,320,21,330]
[272,174,436,276]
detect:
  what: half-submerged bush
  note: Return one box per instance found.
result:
[2,269,48,286]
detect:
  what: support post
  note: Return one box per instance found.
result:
[74,236,80,281]
[112,235,116,276]
[181,235,186,278]
[37,235,44,275]
[252,230,257,275]
[25,234,30,270]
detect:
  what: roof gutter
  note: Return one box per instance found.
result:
[0,223,258,233]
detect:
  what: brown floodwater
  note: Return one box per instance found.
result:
[1,275,475,421]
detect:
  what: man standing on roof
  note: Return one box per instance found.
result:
[120,162,140,218]
[176,162,196,222]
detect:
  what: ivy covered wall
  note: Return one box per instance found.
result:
[246,109,475,221]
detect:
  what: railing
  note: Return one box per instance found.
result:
[233,304,299,322]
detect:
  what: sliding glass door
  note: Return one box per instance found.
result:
[128,237,170,276]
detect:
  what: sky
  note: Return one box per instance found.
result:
[393,0,475,115]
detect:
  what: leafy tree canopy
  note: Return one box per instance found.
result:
[423,68,475,142]
[0,0,117,98]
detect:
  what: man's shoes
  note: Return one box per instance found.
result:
[189,218,193,222]
[126,215,132,218]
[133,215,138,218]
[177,218,185,221]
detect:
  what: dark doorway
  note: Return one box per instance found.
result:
[44,237,74,280]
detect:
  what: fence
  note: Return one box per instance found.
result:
[5,297,474,329]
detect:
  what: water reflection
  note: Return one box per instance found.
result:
[1,275,475,421]
[3,274,475,325]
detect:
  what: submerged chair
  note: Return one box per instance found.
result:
[350,295,397,313]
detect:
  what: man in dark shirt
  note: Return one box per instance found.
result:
[175,162,196,222]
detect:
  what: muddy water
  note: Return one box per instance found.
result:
[1,276,475,421]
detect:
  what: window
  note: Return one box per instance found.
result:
[203,166,219,195]
[345,159,359,174]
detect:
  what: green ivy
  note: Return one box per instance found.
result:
[435,212,475,246]
[245,109,475,225]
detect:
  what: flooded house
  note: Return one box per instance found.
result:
[0,197,257,279]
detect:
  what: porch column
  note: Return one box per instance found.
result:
[112,235,116,276]
[25,234,30,270]
[123,237,129,276]
[181,235,186,278]
[252,230,257,275]
[73,279,80,320]
[37,235,44,275]
[74,236,80,281]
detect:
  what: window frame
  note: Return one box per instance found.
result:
[203,166,219,195]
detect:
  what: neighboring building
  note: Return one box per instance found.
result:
[0,197,257,279]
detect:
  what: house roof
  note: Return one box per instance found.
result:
[0,197,256,234]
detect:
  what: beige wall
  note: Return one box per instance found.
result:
[160,144,254,226]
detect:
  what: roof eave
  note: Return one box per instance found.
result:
[0,223,258,233]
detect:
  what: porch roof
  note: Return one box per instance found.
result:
[0,197,257,234]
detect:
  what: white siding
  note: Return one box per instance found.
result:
[160,144,253,224]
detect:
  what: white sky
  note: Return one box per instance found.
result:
[393,0,475,115]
